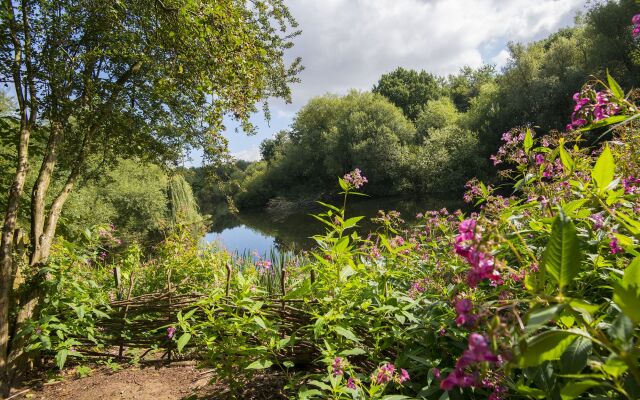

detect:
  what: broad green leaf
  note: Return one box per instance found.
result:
[524,128,533,155]
[525,304,564,333]
[335,236,349,253]
[308,380,332,390]
[338,177,348,192]
[601,358,628,377]
[613,257,640,324]
[339,348,367,356]
[183,308,197,320]
[607,69,624,99]
[519,330,579,368]
[562,199,588,216]
[339,265,356,281]
[560,380,600,400]
[245,359,273,370]
[577,115,628,131]
[515,383,546,399]
[343,216,364,229]
[560,336,591,374]
[591,144,615,190]
[559,141,574,172]
[543,211,580,291]
[298,388,323,400]
[176,332,191,352]
[282,361,295,368]
[333,326,359,342]
[381,396,410,400]
[254,316,267,329]
[55,349,69,370]
[608,313,633,342]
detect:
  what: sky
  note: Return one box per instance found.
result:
[190,0,587,165]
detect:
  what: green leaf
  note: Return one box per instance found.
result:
[519,330,579,368]
[591,144,615,190]
[560,336,591,374]
[613,257,640,324]
[338,177,348,192]
[308,380,332,390]
[543,211,581,292]
[560,380,600,400]
[254,316,267,329]
[577,115,628,131]
[343,216,364,230]
[607,69,624,99]
[559,142,574,172]
[608,313,634,343]
[55,349,69,370]
[298,388,323,399]
[339,348,367,356]
[339,265,356,281]
[176,332,191,353]
[602,358,628,377]
[525,304,564,333]
[515,383,546,399]
[246,359,273,370]
[333,326,359,342]
[524,128,533,155]
[381,396,410,400]
[183,308,197,320]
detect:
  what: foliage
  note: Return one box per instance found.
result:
[29,79,640,397]
[414,97,460,141]
[61,159,170,245]
[21,226,114,370]
[235,91,417,205]
[0,0,302,390]
[372,67,442,121]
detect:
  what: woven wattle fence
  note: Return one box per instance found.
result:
[88,290,317,362]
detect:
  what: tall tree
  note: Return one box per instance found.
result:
[372,67,441,121]
[0,0,301,393]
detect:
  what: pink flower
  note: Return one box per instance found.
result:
[167,326,176,339]
[590,213,604,230]
[346,377,356,389]
[375,363,395,384]
[610,238,623,254]
[332,357,344,376]
[399,369,410,383]
[343,168,368,189]
[633,14,640,24]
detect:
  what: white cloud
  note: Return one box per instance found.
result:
[491,49,512,71]
[232,147,261,162]
[226,0,585,154]
[281,0,584,106]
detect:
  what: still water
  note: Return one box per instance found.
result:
[203,195,464,255]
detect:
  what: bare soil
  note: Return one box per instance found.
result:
[9,363,289,400]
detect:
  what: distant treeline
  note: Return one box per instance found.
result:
[187,0,640,209]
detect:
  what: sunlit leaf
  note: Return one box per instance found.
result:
[591,144,615,190]
[519,330,580,368]
[543,211,580,292]
[246,359,273,370]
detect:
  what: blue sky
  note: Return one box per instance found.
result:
[186,0,586,166]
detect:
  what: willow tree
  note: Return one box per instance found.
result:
[0,0,301,393]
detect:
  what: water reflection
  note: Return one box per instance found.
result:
[203,194,465,255]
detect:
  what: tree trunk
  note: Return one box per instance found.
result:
[0,122,31,398]
[30,123,63,267]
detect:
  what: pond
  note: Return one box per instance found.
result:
[203,194,465,256]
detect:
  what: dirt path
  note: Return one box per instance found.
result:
[10,363,288,400]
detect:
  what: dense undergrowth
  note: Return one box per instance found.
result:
[21,73,640,399]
